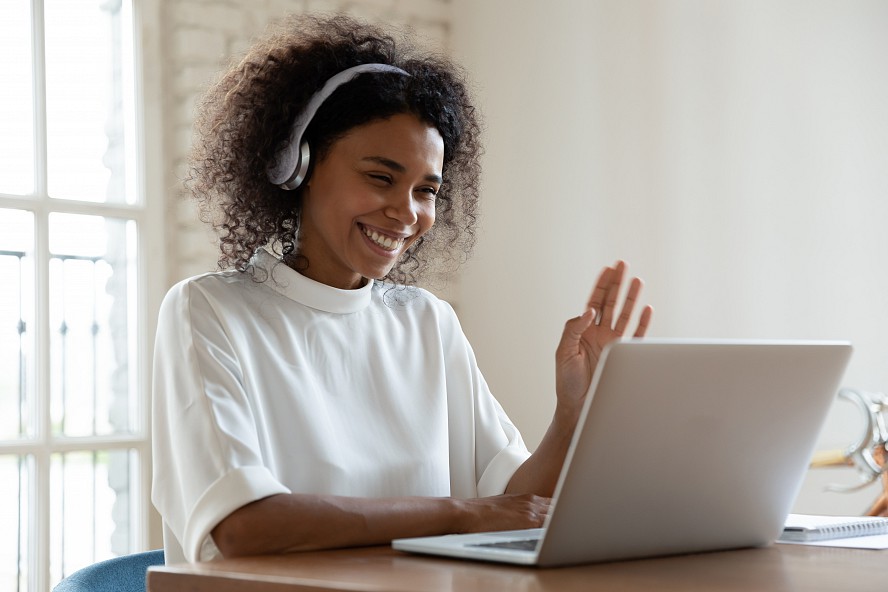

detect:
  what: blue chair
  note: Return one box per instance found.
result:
[53,550,164,592]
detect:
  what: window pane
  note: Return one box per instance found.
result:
[0,210,36,440]
[0,455,31,592]
[49,213,138,437]
[50,449,135,585]
[0,1,35,196]
[45,0,137,203]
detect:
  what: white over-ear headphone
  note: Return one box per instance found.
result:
[266,63,410,190]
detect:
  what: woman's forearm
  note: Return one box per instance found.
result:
[212,493,463,557]
[506,405,581,497]
[211,490,551,558]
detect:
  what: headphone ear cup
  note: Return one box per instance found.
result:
[281,141,312,190]
[268,64,408,189]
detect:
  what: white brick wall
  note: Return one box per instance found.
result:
[159,0,453,283]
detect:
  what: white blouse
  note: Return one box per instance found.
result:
[151,250,530,563]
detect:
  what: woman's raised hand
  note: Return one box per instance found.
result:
[555,261,653,415]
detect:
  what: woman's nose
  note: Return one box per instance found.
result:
[385,191,419,225]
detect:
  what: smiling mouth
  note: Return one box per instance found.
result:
[361,225,406,252]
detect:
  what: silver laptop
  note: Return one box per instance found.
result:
[393,338,852,567]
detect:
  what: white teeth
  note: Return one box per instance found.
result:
[363,226,403,251]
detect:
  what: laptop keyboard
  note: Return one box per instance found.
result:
[468,538,540,552]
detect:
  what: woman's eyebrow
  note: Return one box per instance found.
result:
[362,156,443,184]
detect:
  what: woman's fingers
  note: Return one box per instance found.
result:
[586,266,614,319]
[598,261,626,328]
[587,261,626,327]
[633,305,654,337]
[556,308,596,359]
[465,494,553,531]
[614,277,642,335]
[587,261,650,336]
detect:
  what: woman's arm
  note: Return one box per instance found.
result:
[507,261,653,497]
[205,262,650,558]
[211,491,550,557]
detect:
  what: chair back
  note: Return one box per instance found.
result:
[53,550,165,592]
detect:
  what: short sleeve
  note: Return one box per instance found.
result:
[151,279,290,563]
[474,392,530,497]
[433,299,530,498]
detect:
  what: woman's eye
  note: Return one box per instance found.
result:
[417,187,439,199]
[368,174,392,184]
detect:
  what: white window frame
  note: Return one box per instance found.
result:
[138,0,167,558]
[0,0,165,590]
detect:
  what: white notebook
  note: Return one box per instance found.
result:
[780,514,888,542]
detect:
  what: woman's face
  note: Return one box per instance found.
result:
[297,113,444,289]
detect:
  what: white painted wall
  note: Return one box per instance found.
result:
[451,0,888,514]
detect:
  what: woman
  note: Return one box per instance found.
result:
[151,14,653,564]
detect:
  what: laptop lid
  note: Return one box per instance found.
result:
[393,339,852,567]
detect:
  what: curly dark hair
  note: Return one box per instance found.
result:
[186,13,484,285]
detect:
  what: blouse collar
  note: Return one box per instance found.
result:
[254,249,373,314]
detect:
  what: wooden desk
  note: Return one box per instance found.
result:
[148,543,888,592]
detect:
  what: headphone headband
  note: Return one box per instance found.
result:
[267,63,410,189]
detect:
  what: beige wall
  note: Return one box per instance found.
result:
[451,0,888,515]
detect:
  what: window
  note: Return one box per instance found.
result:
[0,1,158,590]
